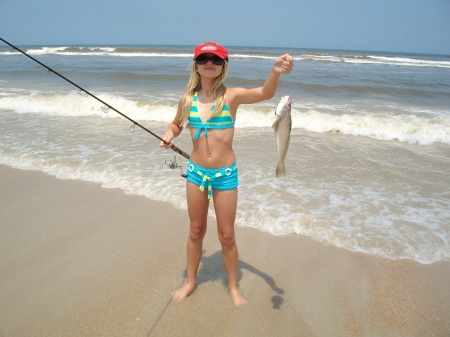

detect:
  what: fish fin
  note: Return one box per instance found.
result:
[276,165,286,178]
[272,117,280,130]
[273,122,279,132]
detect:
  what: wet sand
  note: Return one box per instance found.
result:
[0,165,449,336]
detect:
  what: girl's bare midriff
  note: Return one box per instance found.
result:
[189,127,235,168]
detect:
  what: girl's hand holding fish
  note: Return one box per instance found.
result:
[273,54,294,74]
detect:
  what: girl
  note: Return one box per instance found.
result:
[160,42,293,306]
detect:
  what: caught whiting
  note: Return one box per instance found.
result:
[272,95,292,177]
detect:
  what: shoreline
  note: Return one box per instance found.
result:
[1,165,449,336]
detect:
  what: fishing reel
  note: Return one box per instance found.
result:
[163,155,187,178]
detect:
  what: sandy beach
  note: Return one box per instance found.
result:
[0,165,449,337]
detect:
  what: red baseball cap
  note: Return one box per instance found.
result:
[193,42,228,61]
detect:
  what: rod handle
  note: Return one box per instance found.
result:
[171,144,190,160]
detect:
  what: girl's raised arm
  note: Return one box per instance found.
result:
[227,54,293,110]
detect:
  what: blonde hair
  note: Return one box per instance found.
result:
[179,59,228,128]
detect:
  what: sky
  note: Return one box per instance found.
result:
[1,0,449,55]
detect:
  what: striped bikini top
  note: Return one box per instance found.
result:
[188,91,234,139]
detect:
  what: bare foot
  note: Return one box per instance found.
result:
[171,282,196,302]
[229,288,248,306]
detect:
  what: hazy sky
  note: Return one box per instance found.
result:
[1,0,449,54]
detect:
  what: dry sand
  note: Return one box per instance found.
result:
[0,165,449,337]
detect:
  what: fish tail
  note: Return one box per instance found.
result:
[276,165,286,178]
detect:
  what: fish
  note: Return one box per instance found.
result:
[272,95,292,177]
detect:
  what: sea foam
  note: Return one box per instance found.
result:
[1,92,449,145]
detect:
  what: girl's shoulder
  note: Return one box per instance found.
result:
[224,87,244,114]
[224,86,242,101]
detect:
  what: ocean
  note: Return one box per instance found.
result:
[1,43,449,264]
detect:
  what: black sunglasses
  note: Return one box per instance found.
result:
[195,54,226,66]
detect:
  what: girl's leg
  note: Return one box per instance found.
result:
[213,188,248,306]
[171,181,209,302]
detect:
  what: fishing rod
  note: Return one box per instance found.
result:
[0,37,190,174]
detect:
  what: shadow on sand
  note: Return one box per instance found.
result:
[146,250,285,336]
[187,250,285,309]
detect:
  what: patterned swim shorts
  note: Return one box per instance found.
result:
[186,159,239,199]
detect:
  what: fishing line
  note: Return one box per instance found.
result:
[279,43,297,97]
[0,37,190,176]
